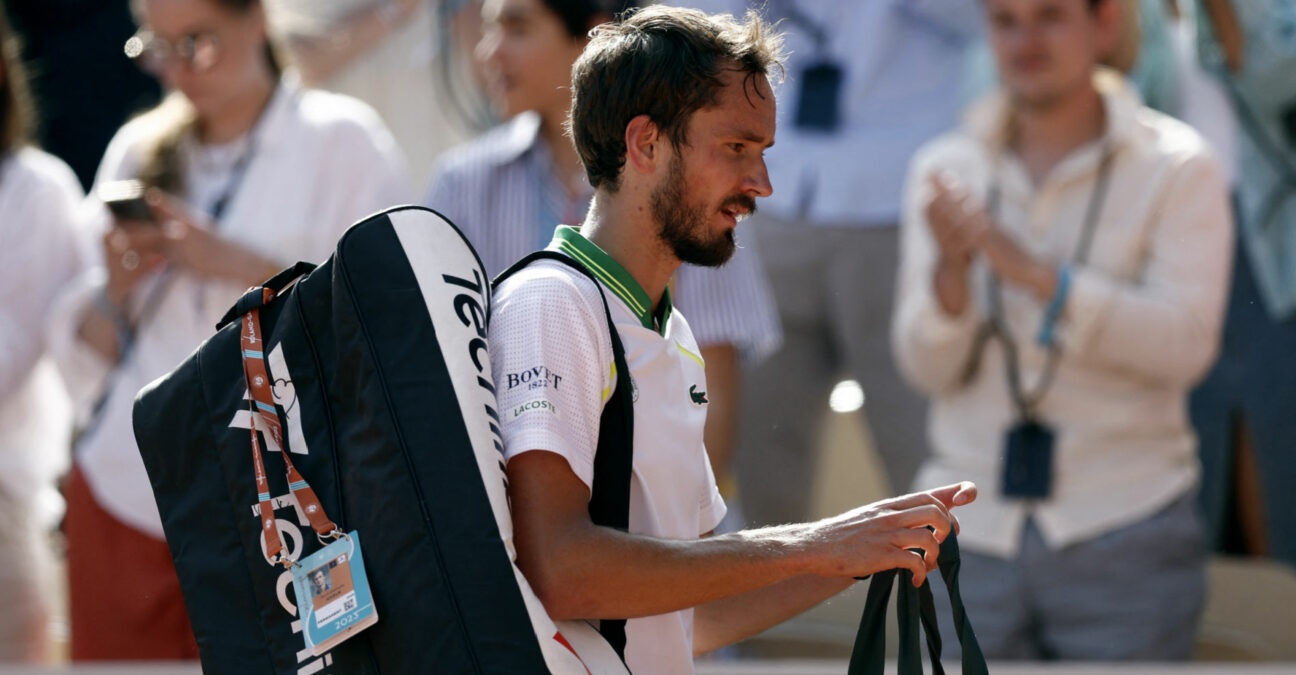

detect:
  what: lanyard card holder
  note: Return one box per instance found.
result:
[984,148,1114,500]
[795,60,844,132]
[1002,418,1055,498]
[291,532,378,655]
[239,287,378,656]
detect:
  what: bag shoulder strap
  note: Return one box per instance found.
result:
[494,250,635,663]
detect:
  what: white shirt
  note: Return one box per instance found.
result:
[0,147,85,528]
[47,78,411,538]
[893,71,1233,557]
[491,226,726,674]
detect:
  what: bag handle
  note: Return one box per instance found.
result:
[217,261,317,330]
[494,250,635,663]
[848,533,989,675]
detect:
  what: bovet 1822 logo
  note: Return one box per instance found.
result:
[506,365,564,391]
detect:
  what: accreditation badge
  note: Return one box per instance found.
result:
[291,531,379,655]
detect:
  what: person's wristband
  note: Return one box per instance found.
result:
[1036,265,1071,348]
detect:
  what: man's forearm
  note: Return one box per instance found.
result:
[692,574,855,655]
[508,452,968,625]
[933,260,973,317]
[518,516,815,621]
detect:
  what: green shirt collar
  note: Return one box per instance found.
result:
[547,225,673,333]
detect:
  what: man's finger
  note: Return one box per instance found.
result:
[893,527,941,569]
[925,481,977,509]
[890,503,954,541]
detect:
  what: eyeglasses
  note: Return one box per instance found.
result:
[124,29,222,75]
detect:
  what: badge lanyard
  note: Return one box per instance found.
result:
[240,288,341,566]
[986,146,1114,422]
[238,285,379,652]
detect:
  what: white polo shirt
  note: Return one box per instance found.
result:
[490,226,726,674]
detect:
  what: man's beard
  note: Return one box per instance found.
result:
[650,154,753,268]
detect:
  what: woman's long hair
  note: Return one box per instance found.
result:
[0,9,35,157]
[133,0,281,195]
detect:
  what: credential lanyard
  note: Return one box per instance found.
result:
[987,146,1114,421]
[240,288,339,567]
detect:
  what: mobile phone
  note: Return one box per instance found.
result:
[99,180,156,223]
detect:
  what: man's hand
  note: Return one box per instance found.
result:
[925,173,989,315]
[927,173,1059,304]
[977,224,1059,303]
[789,482,977,587]
[102,219,167,308]
[925,173,988,273]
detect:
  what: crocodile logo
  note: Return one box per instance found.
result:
[689,385,708,405]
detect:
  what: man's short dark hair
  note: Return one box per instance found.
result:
[567,5,784,192]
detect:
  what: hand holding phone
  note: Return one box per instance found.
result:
[99,180,157,224]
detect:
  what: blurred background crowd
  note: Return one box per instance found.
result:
[0,0,1293,665]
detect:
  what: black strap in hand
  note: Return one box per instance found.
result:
[494,250,635,664]
[848,533,989,675]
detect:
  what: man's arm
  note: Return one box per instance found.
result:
[691,572,853,656]
[507,449,974,622]
[969,153,1233,387]
[892,156,986,397]
[690,480,976,653]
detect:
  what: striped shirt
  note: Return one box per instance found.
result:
[423,112,782,360]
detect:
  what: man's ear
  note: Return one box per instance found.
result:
[624,114,662,175]
[1093,0,1124,65]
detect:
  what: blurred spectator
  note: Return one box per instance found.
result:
[895,0,1231,659]
[685,0,980,528]
[424,0,781,505]
[1189,0,1296,569]
[4,0,161,190]
[266,0,492,187]
[0,11,84,663]
[962,0,1179,117]
[46,0,408,660]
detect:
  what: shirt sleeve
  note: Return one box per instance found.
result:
[698,447,727,535]
[304,94,413,263]
[891,140,986,396]
[490,265,614,489]
[1059,150,1233,387]
[0,153,85,395]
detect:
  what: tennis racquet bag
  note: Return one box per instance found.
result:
[133,206,627,674]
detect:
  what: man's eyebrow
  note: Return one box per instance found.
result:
[721,127,775,148]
